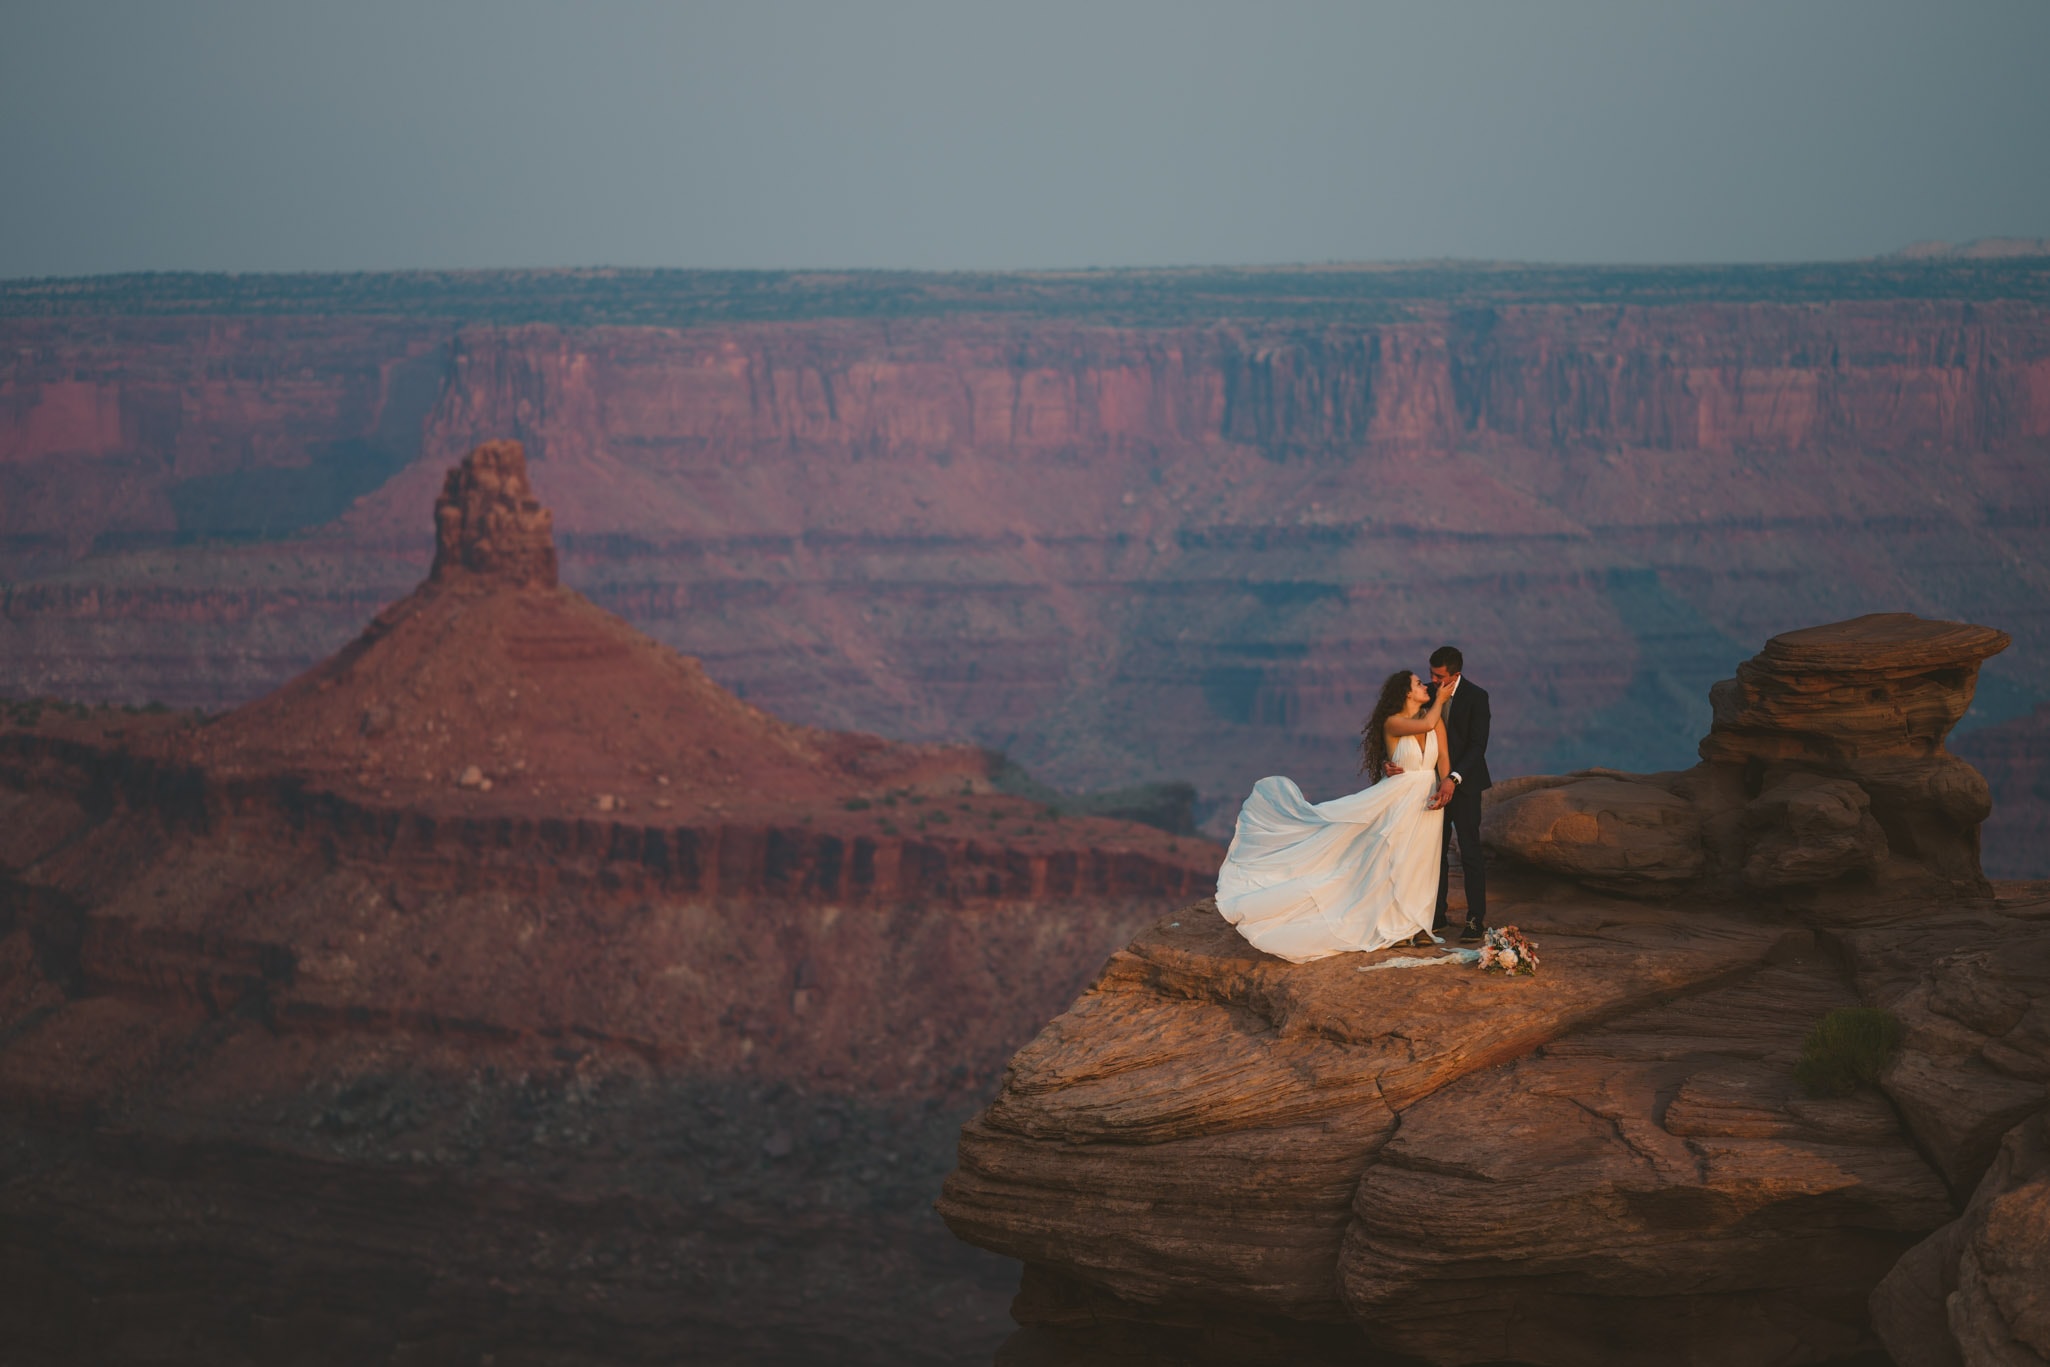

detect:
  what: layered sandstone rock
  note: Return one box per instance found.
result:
[939,896,1789,1318]
[1873,1112,2050,1367]
[1704,614,2012,887]
[1483,613,2011,899]
[941,619,2048,1366]
[1337,953,1955,1364]
[1866,884,2050,1367]
[940,894,1991,1365]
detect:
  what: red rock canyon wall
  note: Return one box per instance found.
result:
[4,289,2047,868]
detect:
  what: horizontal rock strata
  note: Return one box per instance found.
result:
[3,274,2046,877]
[1339,956,1952,1364]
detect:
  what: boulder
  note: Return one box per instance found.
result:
[1481,775,1704,894]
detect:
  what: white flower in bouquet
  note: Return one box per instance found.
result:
[1497,948,1518,969]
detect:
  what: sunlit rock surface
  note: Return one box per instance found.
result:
[939,618,2049,1366]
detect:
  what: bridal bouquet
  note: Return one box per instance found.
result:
[1478,926,1539,976]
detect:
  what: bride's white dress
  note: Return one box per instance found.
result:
[1215,732,1445,963]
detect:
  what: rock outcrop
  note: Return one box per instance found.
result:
[939,617,2050,1366]
[1862,883,2050,1366]
[428,437,558,586]
[1872,1111,2050,1367]
[1482,614,2011,899]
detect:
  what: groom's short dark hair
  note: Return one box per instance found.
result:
[1429,645,1464,672]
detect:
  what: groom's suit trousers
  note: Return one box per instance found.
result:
[1434,784,1487,930]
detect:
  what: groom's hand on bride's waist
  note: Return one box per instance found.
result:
[1383,761,1404,777]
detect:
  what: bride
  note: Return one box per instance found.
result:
[1215,670,1454,963]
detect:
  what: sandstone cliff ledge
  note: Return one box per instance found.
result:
[938,614,2050,1367]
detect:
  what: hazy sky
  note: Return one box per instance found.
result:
[5,0,2047,277]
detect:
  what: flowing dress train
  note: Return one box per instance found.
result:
[1215,731,1445,963]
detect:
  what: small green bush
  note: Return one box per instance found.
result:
[841,797,872,811]
[1795,1007,1904,1097]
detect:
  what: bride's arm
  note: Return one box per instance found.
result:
[1434,720,1451,781]
[1382,687,1453,738]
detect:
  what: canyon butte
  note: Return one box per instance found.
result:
[0,443,1217,1364]
[1,263,2046,875]
[941,609,2050,1366]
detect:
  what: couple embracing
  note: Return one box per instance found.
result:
[1215,646,1491,964]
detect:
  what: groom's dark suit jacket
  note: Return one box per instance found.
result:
[1440,679,1492,793]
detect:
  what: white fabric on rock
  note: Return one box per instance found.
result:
[1215,731,1445,963]
[1356,949,1481,972]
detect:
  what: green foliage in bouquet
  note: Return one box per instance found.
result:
[1794,1007,1904,1097]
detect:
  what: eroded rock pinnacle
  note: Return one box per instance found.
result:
[430,440,558,588]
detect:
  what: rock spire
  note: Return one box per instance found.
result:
[430,440,557,588]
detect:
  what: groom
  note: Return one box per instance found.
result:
[1427,646,1491,943]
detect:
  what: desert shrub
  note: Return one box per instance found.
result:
[841,797,871,811]
[1795,1007,1904,1097]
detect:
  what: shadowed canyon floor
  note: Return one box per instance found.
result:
[2,263,2047,872]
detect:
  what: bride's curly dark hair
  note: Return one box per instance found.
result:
[1359,670,1419,780]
